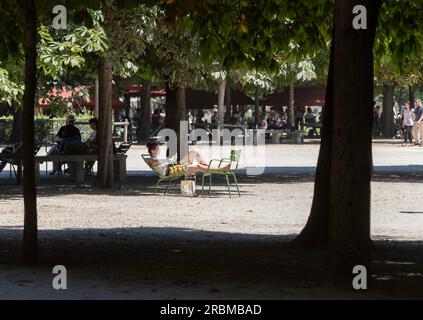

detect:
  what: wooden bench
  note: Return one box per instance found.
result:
[34,154,127,184]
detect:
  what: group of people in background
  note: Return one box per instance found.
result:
[374,99,423,146]
[190,106,321,133]
[402,99,423,146]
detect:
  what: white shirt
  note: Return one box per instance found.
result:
[403,109,414,126]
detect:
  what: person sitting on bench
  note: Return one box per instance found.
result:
[48,115,82,175]
[84,118,98,175]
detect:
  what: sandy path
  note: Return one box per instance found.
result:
[1,175,423,299]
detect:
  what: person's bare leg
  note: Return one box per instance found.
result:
[182,149,208,165]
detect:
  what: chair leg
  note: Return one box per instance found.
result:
[155,179,162,194]
[232,173,241,197]
[164,180,172,196]
[209,174,212,197]
[225,174,232,198]
[201,175,205,197]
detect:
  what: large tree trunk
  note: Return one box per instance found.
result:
[165,82,186,159]
[176,86,186,160]
[288,83,295,128]
[165,81,177,132]
[95,75,100,118]
[138,79,152,143]
[218,78,226,126]
[254,86,261,125]
[225,87,232,121]
[217,79,226,126]
[22,0,38,264]
[10,108,22,143]
[293,28,335,248]
[97,56,114,188]
[381,83,395,138]
[124,95,130,121]
[330,0,380,282]
[409,86,415,107]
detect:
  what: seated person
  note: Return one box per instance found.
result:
[229,111,242,125]
[146,142,229,176]
[267,107,284,130]
[48,115,82,175]
[0,143,21,174]
[259,114,268,130]
[304,107,316,124]
[84,118,98,175]
[304,107,318,137]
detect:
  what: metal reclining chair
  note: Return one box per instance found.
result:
[142,154,195,196]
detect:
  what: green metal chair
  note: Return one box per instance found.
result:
[142,154,195,196]
[201,150,241,198]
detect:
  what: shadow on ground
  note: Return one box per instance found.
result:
[1,172,422,200]
[0,227,422,299]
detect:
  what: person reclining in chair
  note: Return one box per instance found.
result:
[146,142,230,176]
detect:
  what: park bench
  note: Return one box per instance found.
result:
[304,122,323,137]
[265,129,305,144]
[265,129,292,144]
[34,154,127,184]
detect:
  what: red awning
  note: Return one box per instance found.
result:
[260,87,326,107]
[84,96,125,109]
[186,89,217,109]
[123,85,166,98]
[123,86,253,109]
[230,90,254,105]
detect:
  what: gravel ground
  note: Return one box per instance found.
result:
[1,174,423,299]
[0,143,422,299]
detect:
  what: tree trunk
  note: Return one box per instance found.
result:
[293,27,335,248]
[381,83,395,138]
[254,86,261,125]
[288,83,295,128]
[165,81,177,132]
[22,0,38,264]
[138,79,152,143]
[97,56,114,188]
[225,88,232,121]
[95,75,100,118]
[10,108,22,143]
[124,95,130,121]
[330,0,381,282]
[409,86,415,107]
[218,78,226,126]
[165,81,182,158]
[176,86,187,160]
